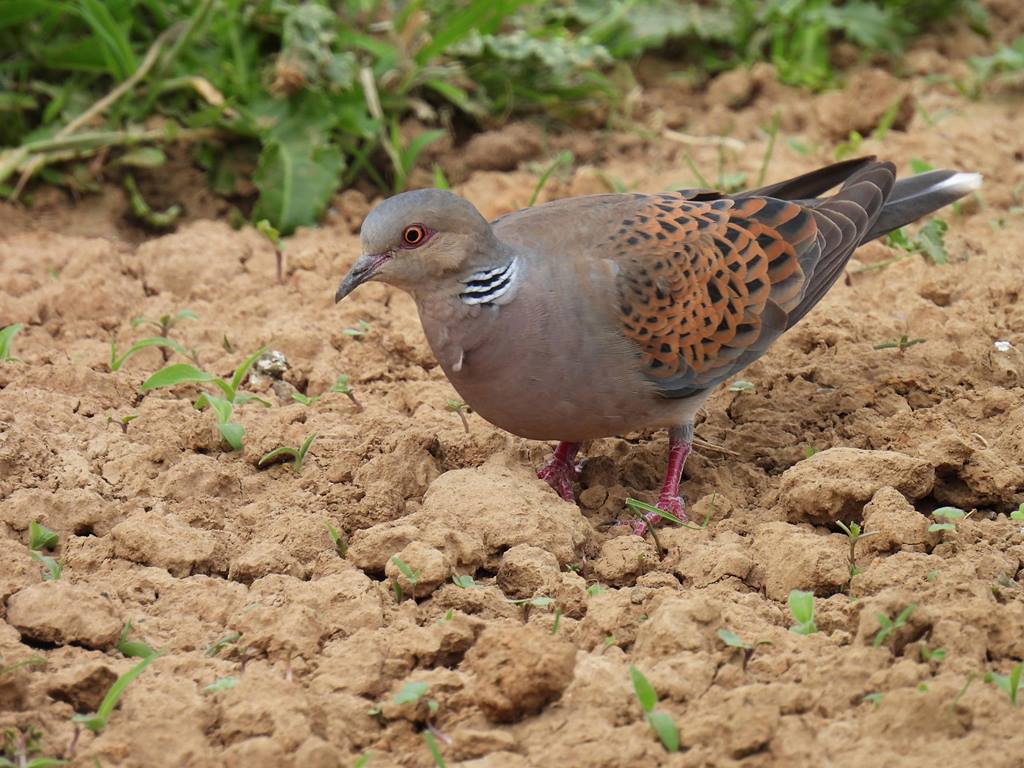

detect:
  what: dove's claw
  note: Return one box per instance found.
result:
[537,441,581,502]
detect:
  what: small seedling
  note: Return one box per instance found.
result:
[1010,503,1024,521]
[423,731,447,768]
[203,676,238,694]
[391,556,419,601]
[835,521,879,590]
[586,584,605,598]
[602,635,617,652]
[550,607,562,634]
[527,151,573,207]
[141,348,270,450]
[132,309,197,338]
[326,522,347,557]
[330,374,363,410]
[394,681,438,713]
[437,608,455,624]
[342,320,370,338]
[28,521,57,551]
[291,392,316,406]
[985,664,1022,706]
[451,574,477,589]
[0,657,45,676]
[30,552,62,581]
[873,604,916,648]
[873,335,926,352]
[204,631,242,658]
[0,324,23,362]
[920,645,946,662]
[352,754,372,768]
[625,498,711,531]
[951,674,975,713]
[728,379,755,392]
[886,218,950,265]
[629,666,679,753]
[110,337,190,372]
[116,620,157,659]
[863,692,883,707]
[929,506,966,533]
[73,652,161,734]
[258,433,317,474]
[506,595,554,621]
[717,629,771,670]
[788,590,817,635]
[107,413,139,433]
[445,399,470,432]
[256,219,285,284]
[0,725,64,768]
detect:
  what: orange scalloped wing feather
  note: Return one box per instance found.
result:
[610,193,820,392]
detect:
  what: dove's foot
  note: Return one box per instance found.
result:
[624,494,687,536]
[625,423,693,537]
[537,441,581,502]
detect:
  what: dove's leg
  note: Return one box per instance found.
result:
[537,441,581,502]
[629,423,693,535]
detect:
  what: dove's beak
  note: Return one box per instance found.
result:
[335,251,392,303]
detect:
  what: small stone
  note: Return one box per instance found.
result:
[384,541,449,598]
[465,624,576,722]
[46,660,118,711]
[496,544,560,599]
[592,536,657,587]
[7,582,120,649]
[779,448,934,525]
[861,486,930,555]
[578,485,608,510]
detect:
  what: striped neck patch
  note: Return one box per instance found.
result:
[460,257,519,305]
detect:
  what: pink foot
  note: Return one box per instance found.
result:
[537,456,579,502]
[626,494,687,536]
[537,441,582,502]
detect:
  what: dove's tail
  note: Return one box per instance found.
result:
[862,170,982,243]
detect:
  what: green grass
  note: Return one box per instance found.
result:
[0,0,983,232]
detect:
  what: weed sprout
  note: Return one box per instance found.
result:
[0,324,23,362]
[873,604,916,648]
[629,666,679,753]
[258,433,317,474]
[787,590,817,635]
[74,652,161,734]
[717,629,772,670]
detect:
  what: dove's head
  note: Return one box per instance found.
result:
[335,189,496,302]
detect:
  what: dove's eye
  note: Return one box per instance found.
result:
[401,224,432,248]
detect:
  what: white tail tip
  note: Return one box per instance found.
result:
[939,172,983,195]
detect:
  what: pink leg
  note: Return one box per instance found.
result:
[537,441,581,502]
[629,424,693,536]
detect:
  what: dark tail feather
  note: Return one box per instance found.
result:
[862,170,982,242]
[742,156,877,200]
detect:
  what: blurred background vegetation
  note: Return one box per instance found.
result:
[0,0,1012,234]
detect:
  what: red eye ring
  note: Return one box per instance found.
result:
[401,223,431,248]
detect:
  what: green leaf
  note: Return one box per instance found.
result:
[717,629,752,650]
[117,621,156,659]
[929,522,955,532]
[0,323,23,361]
[1011,505,1024,521]
[423,730,447,768]
[110,337,187,371]
[115,147,167,168]
[218,421,244,451]
[228,347,267,399]
[141,364,213,391]
[391,555,419,584]
[203,676,238,694]
[258,445,298,467]
[203,395,233,424]
[728,379,755,391]
[394,680,429,705]
[932,506,965,520]
[74,652,160,733]
[28,520,58,551]
[253,139,344,235]
[77,0,137,80]
[788,590,816,634]
[630,665,657,713]
[625,497,685,527]
[916,218,949,265]
[648,710,680,753]
[451,574,477,589]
